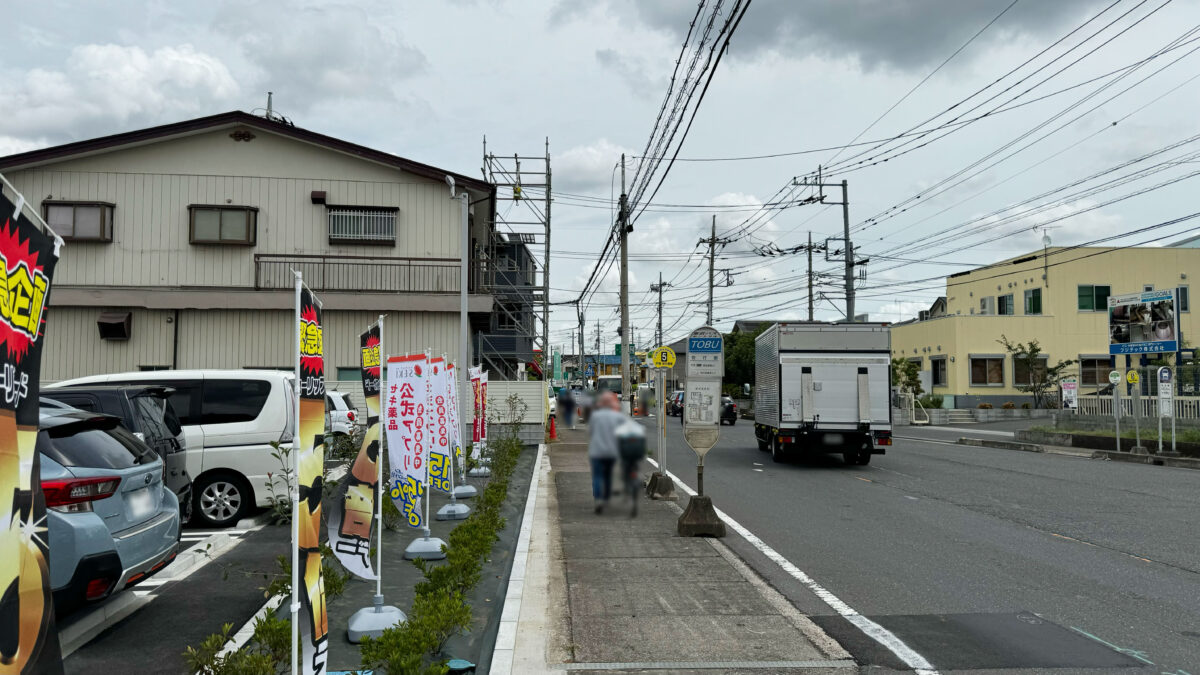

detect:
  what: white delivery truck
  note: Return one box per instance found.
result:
[754,322,893,465]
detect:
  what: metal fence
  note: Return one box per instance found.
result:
[1076,395,1200,419]
[255,254,459,293]
[327,208,396,242]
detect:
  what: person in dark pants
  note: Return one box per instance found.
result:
[587,391,623,513]
[559,387,577,430]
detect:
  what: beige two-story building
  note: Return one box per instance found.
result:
[0,111,504,384]
[891,243,1197,407]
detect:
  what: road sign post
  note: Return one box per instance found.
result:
[1158,366,1175,455]
[1109,370,1121,453]
[646,346,677,501]
[1128,369,1145,454]
[678,328,725,537]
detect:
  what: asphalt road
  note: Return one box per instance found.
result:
[638,415,1200,673]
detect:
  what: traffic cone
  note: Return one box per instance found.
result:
[549,414,558,440]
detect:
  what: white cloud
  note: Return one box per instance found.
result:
[6,44,240,142]
[211,1,426,106]
[0,135,49,155]
[556,138,636,194]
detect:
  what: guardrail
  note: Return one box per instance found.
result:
[255,254,460,293]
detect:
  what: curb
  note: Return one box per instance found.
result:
[957,437,1044,453]
[1090,450,1200,470]
[490,442,547,675]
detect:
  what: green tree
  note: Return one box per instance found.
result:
[890,357,923,397]
[723,325,767,390]
[997,335,1076,409]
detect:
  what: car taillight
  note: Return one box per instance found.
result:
[42,476,121,513]
[86,577,114,600]
[346,411,356,422]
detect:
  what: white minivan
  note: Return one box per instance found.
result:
[49,370,294,527]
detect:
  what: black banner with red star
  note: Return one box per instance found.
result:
[0,189,63,674]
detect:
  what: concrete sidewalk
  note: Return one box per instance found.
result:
[506,426,854,674]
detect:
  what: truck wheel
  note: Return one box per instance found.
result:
[757,438,768,451]
[857,452,872,466]
[771,437,785,463]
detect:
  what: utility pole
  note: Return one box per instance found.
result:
[578,307,585,381]
[651,272,671,346]
[698,215,727,326]
[793,170,865,323]
[841,179,854,322]
[708,215,715,325]
[619,154,630,410]
[807,232,814,322]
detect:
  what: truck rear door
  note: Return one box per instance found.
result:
[781,355,890,428]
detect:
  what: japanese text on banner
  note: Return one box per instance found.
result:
[385,354,427,528]
[427,358,451,493]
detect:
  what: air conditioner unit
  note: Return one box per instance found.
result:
[980,297,996,315]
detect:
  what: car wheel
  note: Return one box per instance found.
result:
[193,473,251,528]
[728,417,736,426]
[771,437,785,463]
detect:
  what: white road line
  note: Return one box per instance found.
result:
[646,457,938,674]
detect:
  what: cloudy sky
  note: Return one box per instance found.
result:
[6,0,1200,353]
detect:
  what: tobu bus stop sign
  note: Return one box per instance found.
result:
[683,327,723,455]
[679,326,726,537]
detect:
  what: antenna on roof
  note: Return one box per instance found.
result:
[257,91,294,126]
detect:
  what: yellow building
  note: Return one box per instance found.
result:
[891,243,1197,407]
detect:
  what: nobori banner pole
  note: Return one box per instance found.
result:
[290,270,302,675]
[375,315,386,599]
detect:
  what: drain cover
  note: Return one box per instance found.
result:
[870,612,1144,669]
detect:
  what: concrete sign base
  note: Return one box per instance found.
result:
[677,495,726,537]
[404,533,448,560]
[645,471,677,501]
[347,595,406,643]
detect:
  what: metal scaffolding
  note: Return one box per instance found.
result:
[479,139,550,380]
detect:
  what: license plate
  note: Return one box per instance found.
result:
[822,433,844,445]
[128,487,154,520]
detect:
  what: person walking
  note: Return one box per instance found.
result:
[587,391,624,514]
[559,386,577,430]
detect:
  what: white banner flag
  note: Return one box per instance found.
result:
[427,357,452,493]
[447,361,462,461]
[385,353,427,528]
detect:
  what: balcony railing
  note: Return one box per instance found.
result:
[255,254,460,293]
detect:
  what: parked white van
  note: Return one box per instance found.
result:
[49,370,294,527]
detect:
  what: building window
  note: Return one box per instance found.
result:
[969,356,1004,386]
[1077,284,1110,311]
[139,365,170,371]
[336,367,360,381]
[1143,284,1154,292]
[1012,355,1048,386]
[931,357,947,387]
[1180,285,1189,312]
[998,294,1014,316]
[907,357,923,369]
[1024,288,1042,315]
[189,205,257,245]
[1079,357,1110,386]
[327,206,397,244]
[43,201,114,241]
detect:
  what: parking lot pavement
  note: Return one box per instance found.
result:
[61,520,287,673]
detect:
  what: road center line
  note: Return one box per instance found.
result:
[645,457,938,674]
